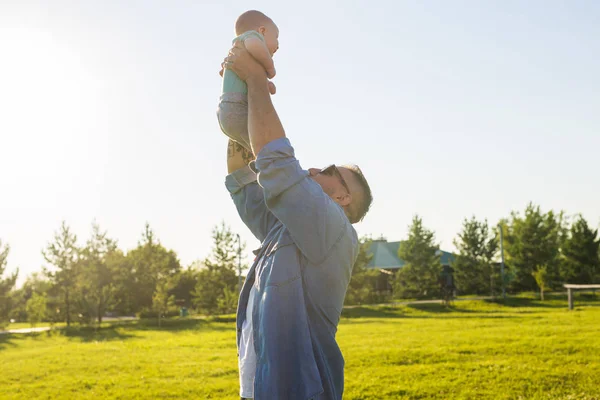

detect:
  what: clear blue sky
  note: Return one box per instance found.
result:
[1,1,599,286]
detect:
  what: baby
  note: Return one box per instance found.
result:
[217,10,279,152]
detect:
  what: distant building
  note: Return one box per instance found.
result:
[366,240,455,270]
[364,240,456,295]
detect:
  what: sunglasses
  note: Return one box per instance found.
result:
[320,164,351,194]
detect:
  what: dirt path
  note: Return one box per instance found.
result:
[0,326,51,335]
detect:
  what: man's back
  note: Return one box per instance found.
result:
[238,221,357,399]
[226,138,359,399]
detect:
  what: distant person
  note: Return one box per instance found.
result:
[220,42,373,399]
[217,10,279,152]
[439,265,455,304]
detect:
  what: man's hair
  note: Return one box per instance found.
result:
[235,10,273,36]
[344,164,373,224]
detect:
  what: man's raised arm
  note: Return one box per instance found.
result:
[224,43,352,264]
[246,73,285,156]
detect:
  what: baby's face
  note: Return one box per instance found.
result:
[262,22,279,56]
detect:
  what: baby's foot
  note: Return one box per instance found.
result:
[268,81,276,95]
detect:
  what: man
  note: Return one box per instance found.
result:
[222,41,373,400]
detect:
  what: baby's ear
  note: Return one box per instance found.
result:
[258,25,266,34]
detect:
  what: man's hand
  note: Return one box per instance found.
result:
[223,41,267,83]
[268,81,276,95]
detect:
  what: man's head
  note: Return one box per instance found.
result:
[235,10,279,55]
[309,164,373,224]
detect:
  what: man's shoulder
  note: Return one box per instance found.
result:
[332,222,359,264]
[284,219,358,261]
[346,223,360,252]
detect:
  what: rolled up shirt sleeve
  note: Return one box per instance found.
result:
[225,163,278,243]
[255,138,349,264]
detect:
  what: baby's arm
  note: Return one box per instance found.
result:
[243,36,276,79]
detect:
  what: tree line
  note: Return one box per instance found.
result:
[1,202,599,327]
[0,221,245,328]
[346,203,599,304]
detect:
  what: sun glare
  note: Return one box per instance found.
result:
[0,27,100,190]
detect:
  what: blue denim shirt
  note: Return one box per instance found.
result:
[225,138,359,400]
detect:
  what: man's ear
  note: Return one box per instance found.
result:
[337,193,352,207]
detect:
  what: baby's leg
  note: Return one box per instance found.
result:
[217,93,252,151]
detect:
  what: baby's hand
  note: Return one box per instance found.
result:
[268,81,276,95]
[266,68,276,79]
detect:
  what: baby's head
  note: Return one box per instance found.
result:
[235,10,279,55]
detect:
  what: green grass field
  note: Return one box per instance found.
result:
[2,294,599,399]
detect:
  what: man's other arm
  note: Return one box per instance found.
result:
[225,139,278,243]
[227,139,255,174]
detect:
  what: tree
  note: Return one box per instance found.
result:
[453,217,499,295]
[561,215,600,284]
[108,251,136,316]
[193,222,243,315]
[10,272,52,323]
[503,204,565,292]
[170,266,199,308]
[42,221,79,327]
[217,286,238,314]
[26,292,47,327]
[152,276,175,327]
[126,223,181,314]
[394,216,441,299]
[78,222,118,324]
[0,240,19,328]
[532,265,549,301]
[345,237,388,305]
